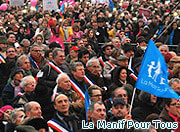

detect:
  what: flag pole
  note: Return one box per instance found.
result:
[129,87,136,115]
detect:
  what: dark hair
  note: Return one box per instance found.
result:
[88,85,102,97]
[163,98,172,107]
[78,49,90,59]
[52,48,64,58]
[44,49,52,58]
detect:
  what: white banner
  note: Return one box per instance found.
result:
[10,0,24,6]
[43,0,58,11]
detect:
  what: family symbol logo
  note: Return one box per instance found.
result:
[136,39,179,99]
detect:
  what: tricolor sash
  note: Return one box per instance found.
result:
[129,73,137,81]
[28,56,39,69]
[70,79,85,100]
[99,56,105,67]
[48,119,72,132]
[106,61,116,73]
[48,62,85,100]
[83,75,94,86]
[0,54,5,63]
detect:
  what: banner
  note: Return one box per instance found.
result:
[139,8,151,18]
[135,40,179,99]
[10,0,24,6]
[43,0,58,11]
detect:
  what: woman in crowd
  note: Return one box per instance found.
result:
[0,105,14,132]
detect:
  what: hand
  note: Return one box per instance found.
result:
[125,111,132,120]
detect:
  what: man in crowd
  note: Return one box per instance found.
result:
[86,58,104,87]
[48,94,80,132]
[88,85,103,103]
[0,46,17,97]
[24,101,42,119]
[71,61,88,93]
[29,44,47,70]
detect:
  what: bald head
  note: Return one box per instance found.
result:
[25,101,42,118]
[54,94,70,116]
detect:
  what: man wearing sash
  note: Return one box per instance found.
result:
[37,48,71,93]
[29,44,47,71]
[86,58,104,87]
[56,73,84,112]
[48,94,80,132]
[71,62,90,93]
[99,44,113,68]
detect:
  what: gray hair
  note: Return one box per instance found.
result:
[111,87,127,98]
[24,101,40,113]
[56,73,69,83]
[30,44,41,51]
[169,78,180,88]
[71,61,84,72]
[112,37,120,43]
[9,107,24,122]
[52,48,64,58]
[86,58,100,67]
[88,101,104,113]
[20,75,36,88]
[21,39,30,45]
[16,54,29,67]
[159,45,169,52]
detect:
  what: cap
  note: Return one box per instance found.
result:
[70,46,80,52]
[101,44,113,51]
[0,36,8,44]
[97,17,105,23]
[117,56,129,61]
[31,21,38,26]
[113,98,126,106]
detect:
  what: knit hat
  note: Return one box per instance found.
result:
[48,18,56,27]
[10,67,24,79]
[0,105,14,120]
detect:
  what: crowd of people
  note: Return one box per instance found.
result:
[0,0,180,131]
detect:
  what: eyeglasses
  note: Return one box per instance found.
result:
[117,94,127,98]
[160,50,167,52]
[92,65,100,68]
[7,50,15,53]
[26,82,36,86]
[32,50,41,52]
[92,94,102,97]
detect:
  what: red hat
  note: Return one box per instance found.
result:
[0,105,14,120]
[70,46,80,52]
[48,18,56,27]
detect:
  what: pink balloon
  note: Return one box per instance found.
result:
[31,0,37,7]
[0,4,7,11]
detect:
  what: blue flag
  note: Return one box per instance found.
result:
[109,0,114,12]
[85,85,90,122]
[60,3,65,14]
[135,39,179,99]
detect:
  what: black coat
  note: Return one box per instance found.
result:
[0,57,17,95]
[49,111,81,132]
[2,82,15,105]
